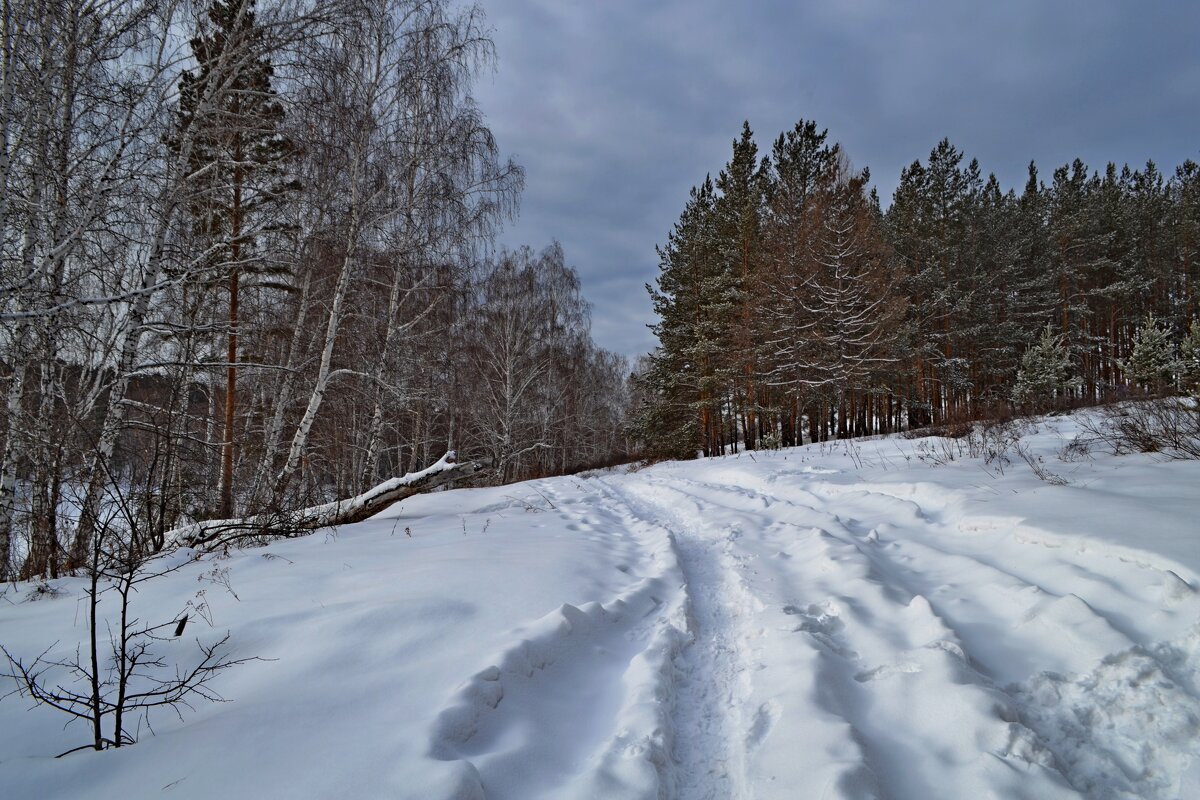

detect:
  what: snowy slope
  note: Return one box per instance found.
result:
[1,411,1198,799]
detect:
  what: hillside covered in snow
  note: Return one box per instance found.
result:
[1,410,1198,799]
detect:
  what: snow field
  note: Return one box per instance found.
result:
[1,410,1198,799]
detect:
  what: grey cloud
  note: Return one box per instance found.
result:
[474,1,1200,362]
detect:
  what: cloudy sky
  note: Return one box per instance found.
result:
[472,1,1200,362]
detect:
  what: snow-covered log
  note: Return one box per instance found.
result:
[170,453,481,550]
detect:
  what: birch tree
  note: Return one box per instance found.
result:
[1,0,189,577]
[268,0,519,504]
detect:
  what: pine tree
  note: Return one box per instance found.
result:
[628,350,700,460]
[1009,161,1058,333]
[885,139,983,422]
[173,0,296,518]
[1122,314,1178,394]
[1088,163,1136,391]
[1180,319,1200,398]
[1171,161,1200,325]
[714,122,769,449]
[1128,162,1172,323]
[772,162,899,437]
[1013,325,1075,408]
[1046,159,1118,398]
[641,178,731,457]
[967,173,1025,399]
[759,120,841,442]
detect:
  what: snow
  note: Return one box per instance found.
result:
[2,410,1198,799]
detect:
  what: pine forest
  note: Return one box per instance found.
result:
[632,121,1200,459]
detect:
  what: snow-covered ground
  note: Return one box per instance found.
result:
[2,411,1198,799]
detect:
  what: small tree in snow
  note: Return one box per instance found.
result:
[1179,319,1200,399]
[1,479,258,755]
[1013,325,1074,409]
[1122,314,1178,395]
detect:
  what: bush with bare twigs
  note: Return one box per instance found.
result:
[1075,400,1200,460]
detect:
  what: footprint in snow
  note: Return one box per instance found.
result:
[784,602,858,660]
[745,700,780,749]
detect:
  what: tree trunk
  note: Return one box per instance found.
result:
[219,267,239,518]
[0,359,25,579]
[177,454,481,550]
[275,232,357,498]
[250,259,314,507]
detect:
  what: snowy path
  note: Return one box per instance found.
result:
[2,414,1197,799]
[600,475,762,800]
[595,460,1199,800]
[509,422,1200,799]
[609,462,1200,800]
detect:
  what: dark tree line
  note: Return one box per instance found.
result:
[633,120,1200,459]
[0,0,628,581]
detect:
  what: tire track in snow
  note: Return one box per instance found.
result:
[658,473,1169,682]
[425,478,692,800]
[599,475,762,800]
[641,474,1071,800]
[650,466,1200,800]
[426,459,1197,799]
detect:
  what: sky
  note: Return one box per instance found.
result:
[471,1,1200,362]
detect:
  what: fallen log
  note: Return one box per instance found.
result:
[169,452,482,550]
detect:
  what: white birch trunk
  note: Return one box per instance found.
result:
[176,453,479,550]
[274,212,359,495]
